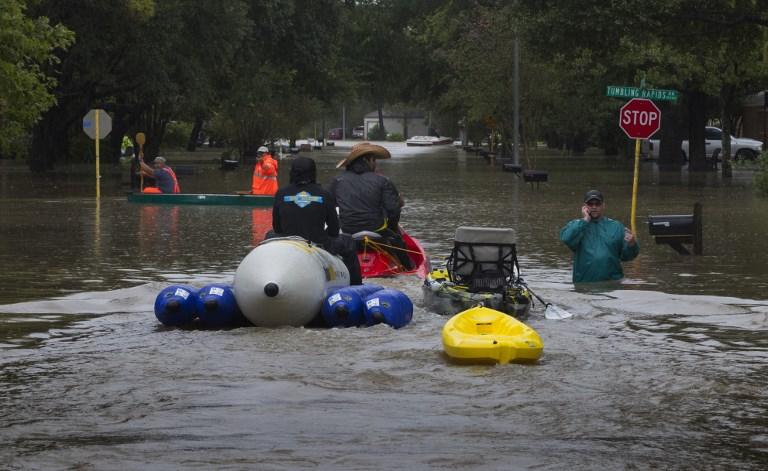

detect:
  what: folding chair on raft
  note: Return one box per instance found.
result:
[446,226,521,293]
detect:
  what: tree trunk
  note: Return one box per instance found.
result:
[136,105,171,160]
[687,91,708,172]
[658,100,686,170]
[187,116,204,152]
[377,104,385,134]
[29,109,69,173]
[720,85,734,178]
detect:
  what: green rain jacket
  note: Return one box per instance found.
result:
[559,217,639,283]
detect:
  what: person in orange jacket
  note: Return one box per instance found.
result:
[251,146,278,196]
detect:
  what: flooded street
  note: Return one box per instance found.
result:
[1,144,767,470]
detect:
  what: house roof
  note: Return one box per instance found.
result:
[364,110,426,119]
[744,91,767,107]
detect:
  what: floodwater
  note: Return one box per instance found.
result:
[1,144,767,470]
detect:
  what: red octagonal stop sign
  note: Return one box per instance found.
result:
[619,98,661,139]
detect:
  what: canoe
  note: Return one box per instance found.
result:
[442,306,543,364]
[356,228,430,279]
[422,268,531,318]
[127,192,274,207]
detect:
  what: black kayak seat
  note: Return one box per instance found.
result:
[448,226,519,292]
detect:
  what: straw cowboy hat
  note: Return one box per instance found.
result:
[335,142,391,169]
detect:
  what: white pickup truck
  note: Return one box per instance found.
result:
[648,126,763,161]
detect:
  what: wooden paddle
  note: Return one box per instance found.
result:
[135,132,146,191]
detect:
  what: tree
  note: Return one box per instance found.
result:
[0,0,73,158]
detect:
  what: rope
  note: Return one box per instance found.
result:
[363,237,422,255]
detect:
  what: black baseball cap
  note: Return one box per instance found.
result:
[584,189,604,203]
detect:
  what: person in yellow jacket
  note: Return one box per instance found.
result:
[251,146,278,196]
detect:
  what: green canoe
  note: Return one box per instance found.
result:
[127,192,274,207]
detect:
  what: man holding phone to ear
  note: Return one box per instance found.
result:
[560,189,639,283]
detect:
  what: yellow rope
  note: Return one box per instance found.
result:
[363,237,421,256]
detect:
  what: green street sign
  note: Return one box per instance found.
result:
[606,86,678,102]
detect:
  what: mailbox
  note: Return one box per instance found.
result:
[522,170,548,189]
[647,203,702,255]
[648,215,694,237]
[522,170,548,182]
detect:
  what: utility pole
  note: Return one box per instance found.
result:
[513,36,520,165]
[763,90,767,151]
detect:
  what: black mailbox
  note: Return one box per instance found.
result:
[502,163,523,173]
[647,203,702,255]
[648,215,694,237]
[522,170,549,190]
[522,170,548,182]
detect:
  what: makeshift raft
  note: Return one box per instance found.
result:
[422,226,531,318]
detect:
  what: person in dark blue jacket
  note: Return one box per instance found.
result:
[272,156,362,284]
[560,189,639,283]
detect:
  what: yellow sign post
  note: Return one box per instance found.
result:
[82,109,112,198]
[618,98,661,235]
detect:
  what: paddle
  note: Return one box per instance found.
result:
[518,281,573,320]
[135,132,146,191]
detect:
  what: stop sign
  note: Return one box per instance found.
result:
[82,108,112,139]
[619,98,661,139]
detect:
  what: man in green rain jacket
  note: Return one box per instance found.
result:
[560,190,639,283]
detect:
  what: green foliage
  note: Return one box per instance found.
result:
[163,121,194,150]
[753,151,768,196]
[9,0,768,171]
[0,0,73,157]
[368,124,387,141]
[386,132,403,141]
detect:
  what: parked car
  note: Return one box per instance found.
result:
[352,126,365,138]
[328,128,343,140]
[648,126,763,161]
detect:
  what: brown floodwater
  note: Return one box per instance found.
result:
[1,144,766,470]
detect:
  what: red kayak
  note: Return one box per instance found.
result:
[355,228,430,279]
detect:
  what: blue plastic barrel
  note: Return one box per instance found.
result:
[363,289,413,329]
[196,284,243,327]
[154,285,198,326]
[322,284,384,327]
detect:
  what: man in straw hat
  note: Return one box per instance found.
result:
[329,142,412,269]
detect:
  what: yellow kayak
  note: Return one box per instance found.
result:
[442,306,543,364]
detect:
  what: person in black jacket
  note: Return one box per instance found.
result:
[272,156,362,284]
[329,143,412,269]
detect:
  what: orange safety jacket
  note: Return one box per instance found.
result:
[142,166,181,193]
[251,154,278,195]
[162,166,181,193]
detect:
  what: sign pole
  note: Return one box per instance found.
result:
[618,97,662,237]
[95,110,101,199]
[82,108,111,198]
[630,138,641,235]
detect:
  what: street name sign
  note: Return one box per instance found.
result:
[606,86,678,102]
